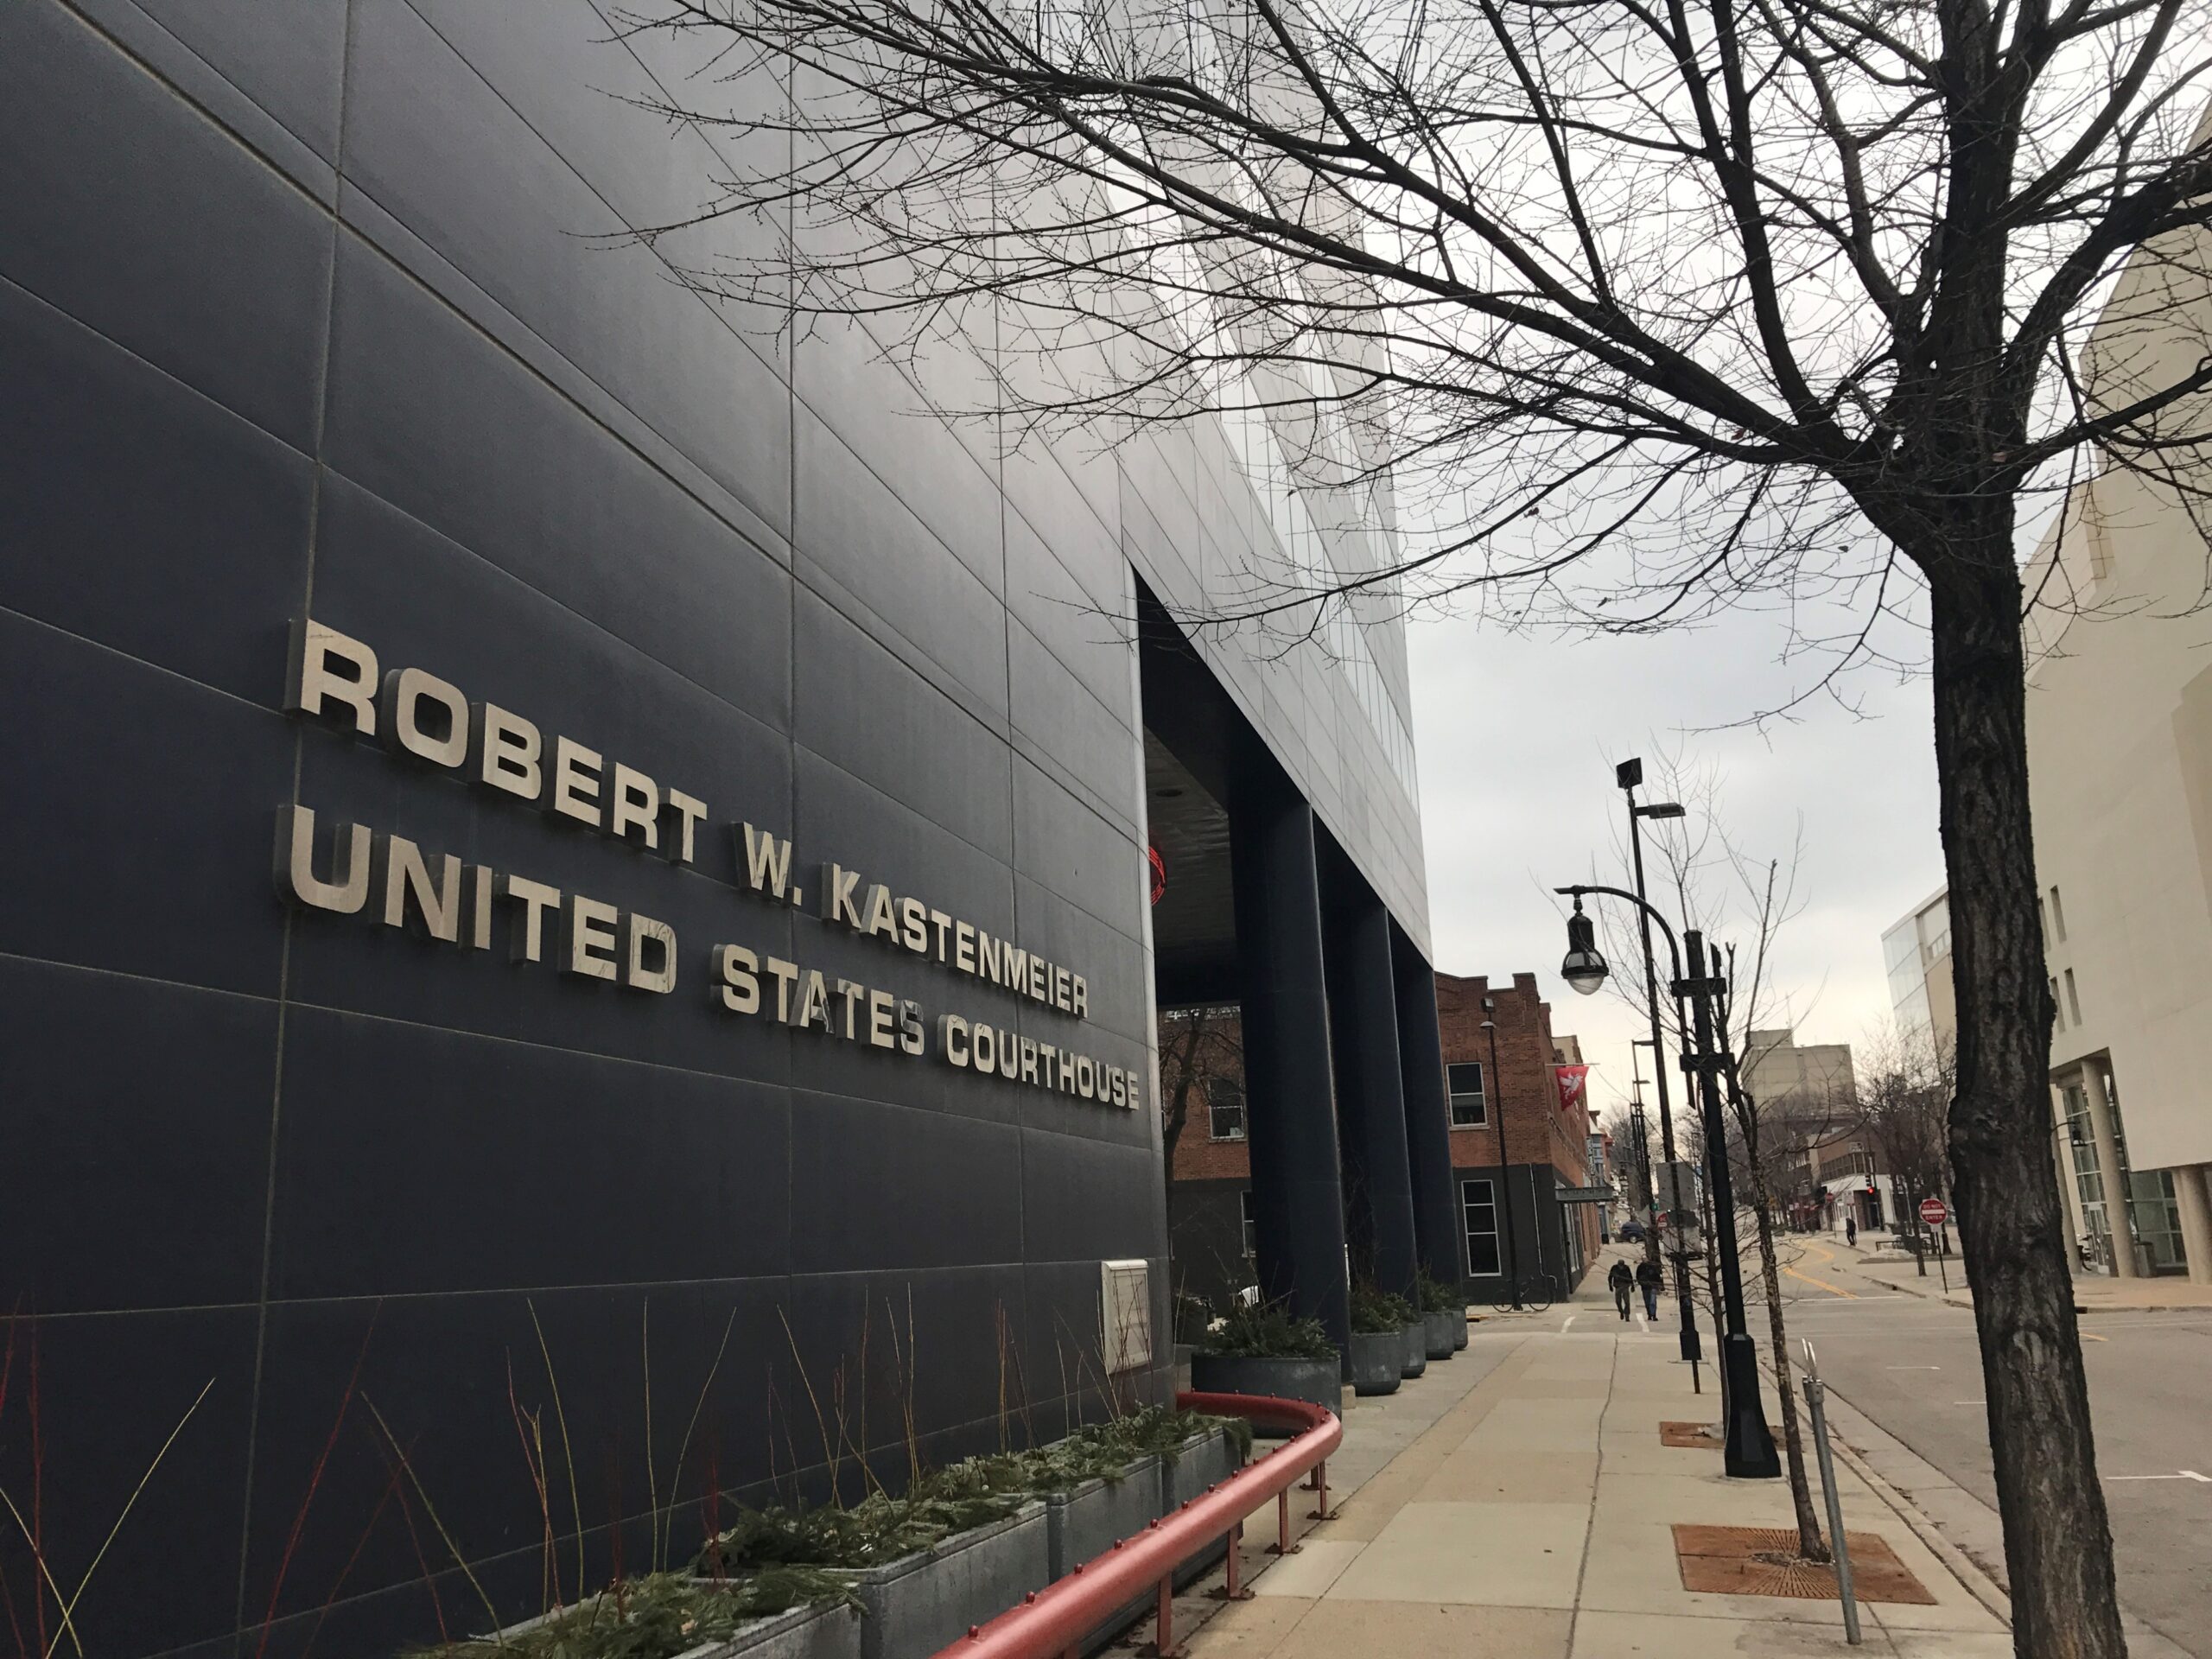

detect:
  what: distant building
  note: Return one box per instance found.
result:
[1433,972,1603,1294]
[1161,974,1603,1307]
[1740,1027,1872,1234]
[1882,890,1959,1055]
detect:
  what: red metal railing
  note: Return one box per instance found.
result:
[929,1390,1343,1659]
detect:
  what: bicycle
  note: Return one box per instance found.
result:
[1491,1272,1558,1313]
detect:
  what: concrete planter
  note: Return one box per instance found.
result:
[1422,1310,1459,1360]
[1452,1307,1469,1350]
[690,1602,862,1659]
[490,1587,862,1659]
[1046,1457,1160,1655]
[1161,1427,1247,1587]
[1399,1322,1427,1378]
[1348,1331,1402,1395]
[1188,1351,1340,1417]
[846,1502,1051,1659]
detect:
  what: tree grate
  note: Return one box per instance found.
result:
[1671,1523,1938,1604]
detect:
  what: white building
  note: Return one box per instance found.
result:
[2012,135,2212,1283]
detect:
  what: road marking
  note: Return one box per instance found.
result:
[1885,1364,1941,1370]
[1952,1399,1986,1406]
[1783,1239,1859,1300]
[2083,1333,2108,1342]
[2107,1471,2211,1483]
[1561,1315,1577,1332]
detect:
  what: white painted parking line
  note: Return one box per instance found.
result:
[1886,1364,1941,1370]
[2107,1470,2212,1483]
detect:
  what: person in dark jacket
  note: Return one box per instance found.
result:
[1634,1258,1663,1319]
[1607,1259,1636,1320]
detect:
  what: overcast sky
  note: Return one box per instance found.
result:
[1405,601,1946,1119]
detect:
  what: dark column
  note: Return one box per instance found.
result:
[1326,896,1420,1298]
[1391,925,1466,1284]
[1230,765,1351,1360]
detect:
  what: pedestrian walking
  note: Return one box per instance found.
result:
[1608,1258,1635,1321]
[1846,1215,1858,1248]
[1634,1257,1662,1320]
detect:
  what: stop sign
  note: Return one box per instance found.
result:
[1920,1197,1949,1227]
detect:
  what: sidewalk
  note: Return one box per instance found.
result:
[1825,1234,2212,1311]
[1179,1252,2010,1657]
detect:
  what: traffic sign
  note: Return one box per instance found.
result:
[1919,1198,1949,1227]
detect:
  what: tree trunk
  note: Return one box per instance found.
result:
[1927,553,2124,1658]
[1751,1181,1829,1561]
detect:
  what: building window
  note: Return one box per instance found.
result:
[2050,978,2064,1031]
[2065,968,2082,1025]
[1207,1077,1247,1141]
[1447,1062,1487,1126]
[1239,1188,1257,1260]
[1462,1177,1502,1275]
[2050,886,2068,942]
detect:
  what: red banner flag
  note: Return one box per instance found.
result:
[1554,1064,1592,1116]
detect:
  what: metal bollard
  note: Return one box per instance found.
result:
[1800,1339,1860,1645]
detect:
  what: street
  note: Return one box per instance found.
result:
[1707,1238,2212,1656]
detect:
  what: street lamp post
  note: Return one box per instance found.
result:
[1630,1041,1663,1273]
[1616,760,1702,1373]
[1679,928,1783,1478]
[1482,1005,1525,1308]
[1560,883,1781,1479]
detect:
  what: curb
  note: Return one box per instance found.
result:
[1826,1433,2012,1630]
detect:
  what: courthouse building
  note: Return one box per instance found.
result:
[0,8,1457,1655]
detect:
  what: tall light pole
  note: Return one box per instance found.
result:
[1613,759,1703,1375]
[1559,883,1781,1479]
[1630,1041,1662,1271]
[1482,1002,1525,1308]
[1680,928,1783,1478]
[1628,1095,1657,1265]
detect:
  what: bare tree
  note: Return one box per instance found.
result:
[1716,865,1833,1564]
[1854,1019,1961,1270]
[1605,753,1832,1560]
[621,3,2212,1647]
[1157,1002,1242,1188]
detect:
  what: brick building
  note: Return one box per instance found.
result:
[1434,972,1603,1294]
[1162,972,1600,1311]
[1159,1006,1258,1312]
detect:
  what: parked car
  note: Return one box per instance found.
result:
[1618,1220,1646,1242]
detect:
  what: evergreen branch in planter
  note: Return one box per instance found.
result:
[696,1407,1252,1576]
[402,1568,859,1659]
[1194,1300,1337,1362]
[1413,1272,1465,1314]
[1348,1284,1416,1335]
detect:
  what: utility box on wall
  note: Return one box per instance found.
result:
[1101,1259,1154,1373]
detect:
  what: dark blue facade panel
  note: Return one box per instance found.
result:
[0,6,1174,1654]
[0,0,333,448]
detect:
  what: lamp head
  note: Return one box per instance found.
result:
[1637,801,1687,820]
[1561,897,1609,996]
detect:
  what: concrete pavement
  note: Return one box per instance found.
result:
[1179,1249,2008,1657]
